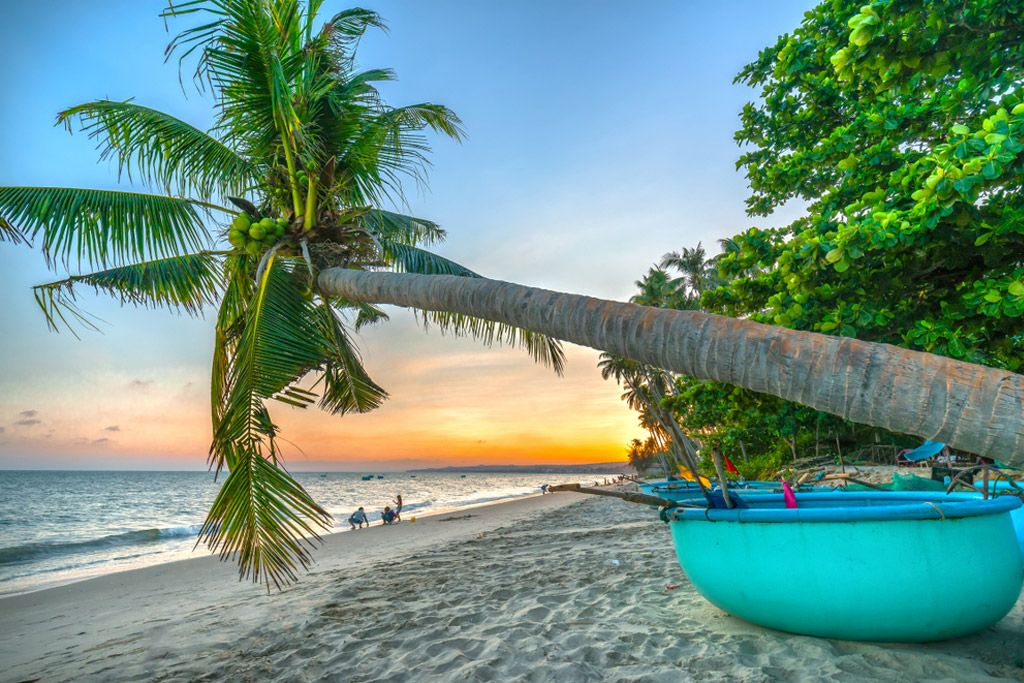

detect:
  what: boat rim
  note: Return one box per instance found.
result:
[667,491,1022,523]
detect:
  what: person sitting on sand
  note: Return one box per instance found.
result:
[540,483,550,494]
[382,506,396,525]
[393,494,403,522]
[348,507,368,529]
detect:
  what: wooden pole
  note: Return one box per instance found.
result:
[712,449,734,508]
[547,483,680,508]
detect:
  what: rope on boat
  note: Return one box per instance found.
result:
[924,502,947,520]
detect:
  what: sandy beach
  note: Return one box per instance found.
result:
[2,491,1022,683]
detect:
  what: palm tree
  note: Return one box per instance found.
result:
[317,268,1024,468]
[0,1,564,588]
[5,1,1024,588]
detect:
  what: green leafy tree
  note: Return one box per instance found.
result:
[707,0,1024,371]
[0,1,563,588]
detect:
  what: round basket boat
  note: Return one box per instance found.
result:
[667,491,1023,642]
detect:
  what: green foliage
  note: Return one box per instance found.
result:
[33,253,224,334]
[708,0,1024,371]
[2,1,562,587]
[0,187,214,269]
[57,100,259,201]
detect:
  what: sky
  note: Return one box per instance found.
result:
[0,0,812,470]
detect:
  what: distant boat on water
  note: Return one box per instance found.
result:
[377,475,384,479]
[360,474,373,481]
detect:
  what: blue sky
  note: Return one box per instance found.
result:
[0,0,812,469]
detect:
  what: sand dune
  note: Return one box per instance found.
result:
[2,492,1022,682]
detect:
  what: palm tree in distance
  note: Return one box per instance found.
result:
[0,1,563,588]
[4,1,1023,587]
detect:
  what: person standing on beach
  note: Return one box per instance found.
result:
[393,494,403,522]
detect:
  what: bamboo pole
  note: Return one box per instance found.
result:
[547,483,678,508]
[712,449,734,508]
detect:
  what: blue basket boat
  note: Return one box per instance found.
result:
[665,491,1023,642]
[639,479,830,502]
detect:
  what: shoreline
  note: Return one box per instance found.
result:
[1,475,585,599]
[2,491,1023,682]
[0,491,584,682]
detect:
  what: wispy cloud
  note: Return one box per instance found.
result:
[129,380,152,389]
[91,437,111,445]
[18,409,38,418]
[104,425,121,432]
[15,418,41,427]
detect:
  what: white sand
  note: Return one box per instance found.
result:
[2,491,1022,682]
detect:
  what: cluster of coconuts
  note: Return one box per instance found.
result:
[228,213,289,256]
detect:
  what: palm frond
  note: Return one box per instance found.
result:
[33,252,224,335]
[199,440,331,589]
[165,0,303,156]
[322,7,386,60]
[378,239,479,277]
[0,186,217,269]
[340,103,463,206]
[212,253,253,434]
[352,301,388,330]
[213,256,327,470]
[313,302,388,415]
[362,209,445,247]
[206,256,336,586]
[58,100,260,200]
[419,309,566,376]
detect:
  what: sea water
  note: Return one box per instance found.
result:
[0,470,605,595]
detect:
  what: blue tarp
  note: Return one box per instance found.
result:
[901,440,946,462]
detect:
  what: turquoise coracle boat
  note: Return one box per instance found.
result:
[666,491,1023,642]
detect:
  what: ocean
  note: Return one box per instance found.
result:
[0,470,608,596]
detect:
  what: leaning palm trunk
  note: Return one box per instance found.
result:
[319,269,1024,467]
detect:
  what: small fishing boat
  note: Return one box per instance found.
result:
[376,475,384,479]
[360,474,373,481]
[971,480,1024,558]
[638,479,830,502]
[666,491,1023,641]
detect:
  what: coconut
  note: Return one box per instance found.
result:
[228,230,247,248]
[249,225,267,240]
[245,241,262,256]
[259,217,275,229]
[233,213,252,230]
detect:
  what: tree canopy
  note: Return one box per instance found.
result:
[706,0,1024,370]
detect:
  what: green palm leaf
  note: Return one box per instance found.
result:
[420,309,566,376]
[200,438,331,589]
[165,0,304,157]
[213,256,327,468]
[206,255,335,587]
[322,7,386,57]
[0,186,219,269]
[340,104,463,206]
[378,239,479,277]
[33,252,224,335]
[58,100,260,200]
[362,209,446,247]
[314,302,387,414]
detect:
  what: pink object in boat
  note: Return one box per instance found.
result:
[781,480,798,508]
